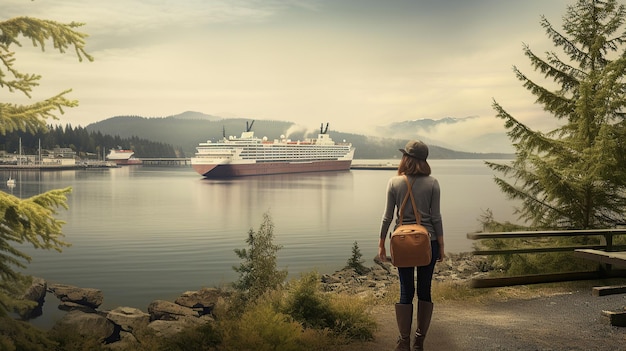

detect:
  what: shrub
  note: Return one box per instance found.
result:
[157,322,222,351]
[282,272,375,341]
[282,273,335,330]
[325,294,376,342]
[220,302,303,351]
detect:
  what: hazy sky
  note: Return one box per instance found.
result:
[5,0,573,143]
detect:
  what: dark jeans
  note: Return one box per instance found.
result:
[397,240,439,304]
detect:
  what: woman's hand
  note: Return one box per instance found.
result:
[378,246,388,262]
[437,244,445,262]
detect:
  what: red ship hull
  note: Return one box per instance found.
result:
[193,160,352,178]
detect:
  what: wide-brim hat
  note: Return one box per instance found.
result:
[399,140,429,160]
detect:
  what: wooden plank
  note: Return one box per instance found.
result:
[467,229,626,240]
[474,245,626,256]
[470,271,600,288]
[592,285,626,297]
[472,245,607,256]
[573,249,626,268]
[602,310,626,327]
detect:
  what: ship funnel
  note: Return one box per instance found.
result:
[320,123,329,134]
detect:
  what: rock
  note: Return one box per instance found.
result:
[107,307,150,332]
[52,310,116,343]
[320,274,341,284]
[22,277,47,304]
[34,252,495,347]
[103,331,139,350]
[174,287,222,314]
[58,301,98,313]
[49,283,104,309]
[320,253,491,296]
[148,300,198,321]
[147,319,198,338]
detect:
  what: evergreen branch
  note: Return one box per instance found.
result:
[542,15,597,69]
[601,3,626,50]
[0,17,93,61]
[0,90,78,135]
[492,99,569,156]
[0,13,87,318]
[513,66,575,119]
[0,188,70,296]
[0,45,42,97]
[545,51,586,88]
[0,17,93,98]
[491,176,562,227]
[523,43,583,94]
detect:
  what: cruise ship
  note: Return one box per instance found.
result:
[191,122,355,178]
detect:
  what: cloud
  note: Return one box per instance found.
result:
[2,0,577,141]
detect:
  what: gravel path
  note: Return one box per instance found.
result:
[340,287,626,351]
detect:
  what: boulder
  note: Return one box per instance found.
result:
[103,331,139,350]
[147,319,195,338]
[58,301,98,313]
[148,300,198,321]
[107,307,150,332]
[22,277,47,303]
[174,287,222,314]
[52,310,115,343]
[49,283,104,309]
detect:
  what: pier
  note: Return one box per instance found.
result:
[350,160,399,170]
[139,158,192,166]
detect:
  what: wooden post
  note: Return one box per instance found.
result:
[600,233,614,275]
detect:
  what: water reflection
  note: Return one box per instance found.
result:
[1,162,518,315]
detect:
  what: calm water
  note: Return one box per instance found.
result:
[3,160,517,315]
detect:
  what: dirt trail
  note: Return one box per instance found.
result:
[340,288,626,351]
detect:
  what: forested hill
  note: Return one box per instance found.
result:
[85,114,513,160]
[1,124,179,158]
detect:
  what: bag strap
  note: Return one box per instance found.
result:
[397,175,421,226]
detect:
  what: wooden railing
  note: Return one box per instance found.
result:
[466,229,626,288]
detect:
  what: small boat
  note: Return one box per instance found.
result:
[7,177,15,187]
[106,148,143,165]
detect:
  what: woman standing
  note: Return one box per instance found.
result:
[378,140,445,351]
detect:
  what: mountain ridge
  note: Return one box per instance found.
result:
[85,111,513,160]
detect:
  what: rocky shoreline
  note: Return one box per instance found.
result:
[18,253,490,349]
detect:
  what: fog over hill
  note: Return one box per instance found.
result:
[85,111,513,159]
[376,116,514,154]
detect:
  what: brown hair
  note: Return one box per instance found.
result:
[397,154,431,176]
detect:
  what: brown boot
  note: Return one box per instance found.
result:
[413,300,433,350]
[394,303,413,351]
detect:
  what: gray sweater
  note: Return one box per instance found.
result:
[379,175,443,241]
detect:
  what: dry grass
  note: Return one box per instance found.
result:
[377,278,626,307]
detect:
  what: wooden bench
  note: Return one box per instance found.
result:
[573,249,626,268]
[574,249,626,327]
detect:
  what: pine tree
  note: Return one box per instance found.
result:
[232,212,288,304]
[346,241,368,275]
[488,0,626,229]
[0,16,92,316]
